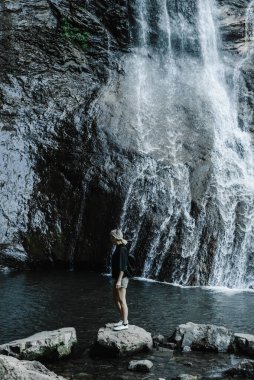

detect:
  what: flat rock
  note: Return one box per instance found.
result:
[128,359,153,372]
[233,333,254,357]
[92,324,153,357]
[0,328,77,361]
[170,322,234,352]
[0,354,66,380]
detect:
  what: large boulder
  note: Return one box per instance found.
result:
[232,333,254,357]
[0,328,77,361]
[0,354,66,380]
[170,322,234,353]
[92,324,153,357]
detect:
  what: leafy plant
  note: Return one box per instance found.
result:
[62,18,88,49]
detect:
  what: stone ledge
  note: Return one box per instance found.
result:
[0,327,77,361]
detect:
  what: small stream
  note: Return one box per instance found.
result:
[0,270,253,378]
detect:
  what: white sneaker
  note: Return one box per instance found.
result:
[113,320,123,327]
[113,320,129,327]
[113,323,128,331]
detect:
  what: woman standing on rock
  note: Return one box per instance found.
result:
[110,229,129,331]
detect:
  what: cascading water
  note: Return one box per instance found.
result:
[200,0,254,288]
[97,0,254,288]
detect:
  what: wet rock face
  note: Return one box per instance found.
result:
[0,0,254,284]
[216,0,250,54]
[0,0,131,269]
[84,0,132,48]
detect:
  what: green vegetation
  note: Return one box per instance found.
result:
[62,18,88,49]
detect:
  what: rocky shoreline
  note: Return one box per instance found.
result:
[1,322,254,379]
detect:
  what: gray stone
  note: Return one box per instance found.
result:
[171,322,234,352]
[93,324,153,357]
[128,359,153,372]
[153,334,177,351]
[0,328,77,360]
[153,334,165,344]
[0,354,66,380]
[233,333,254,357]
[223,358,254,378]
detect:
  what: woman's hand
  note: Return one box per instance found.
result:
[116,281,121,288]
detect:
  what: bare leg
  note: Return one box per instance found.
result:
[113,286,123,320]
[117,287,128,324]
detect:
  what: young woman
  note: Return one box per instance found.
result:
[110,229,129,331]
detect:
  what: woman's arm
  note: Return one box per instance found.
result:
[116,271,124,288]
[116,247,128,288]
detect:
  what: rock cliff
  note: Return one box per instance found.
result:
[0,0,253,287]
[0,0,131,269]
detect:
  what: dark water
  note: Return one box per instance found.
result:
[0,270,253,379]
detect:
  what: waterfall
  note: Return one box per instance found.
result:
[198,0,254,288]
[98,0,254,288]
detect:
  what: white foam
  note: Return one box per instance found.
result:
[124,275,254,293]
